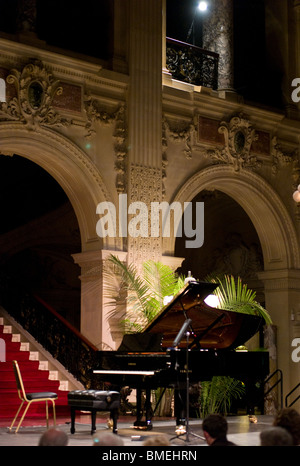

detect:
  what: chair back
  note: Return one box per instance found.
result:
[12,360,27,401]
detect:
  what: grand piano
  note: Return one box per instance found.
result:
[93,280,269,428]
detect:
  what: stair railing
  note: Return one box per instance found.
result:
[0,283,101,389]
[285,383,300,408]
[264,369,283,410]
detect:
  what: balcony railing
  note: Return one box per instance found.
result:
[166,37,219,90]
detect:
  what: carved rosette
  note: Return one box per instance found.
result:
[0,60,69,130]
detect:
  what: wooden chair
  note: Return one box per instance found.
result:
[9,360,57,433]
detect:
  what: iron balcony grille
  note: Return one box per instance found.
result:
[166,37,219,90]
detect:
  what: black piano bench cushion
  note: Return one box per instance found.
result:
[67,390,120,410]
[67,390,120,435]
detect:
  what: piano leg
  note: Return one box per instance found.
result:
[135,387,142,423]
[245,378,260,415]
[110,408,118,433]
[145,388,152,427]
[91,409,97,434]
[133,387,153,430]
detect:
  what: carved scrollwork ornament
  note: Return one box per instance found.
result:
[205,114,260,171]
[0,59,69,130]
[271,136,299,178]
[164,118,194,159]
[218,114,258,171]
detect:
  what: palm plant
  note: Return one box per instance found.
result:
[104,254,185,333]
[199,376,245,418]
[208,274,272,324]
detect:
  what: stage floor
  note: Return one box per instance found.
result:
[0,414,274,447]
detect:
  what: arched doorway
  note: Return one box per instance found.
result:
[0,153,81,327]
[170,165,300,402]
[0,123,114,252]
[0,123,115,344]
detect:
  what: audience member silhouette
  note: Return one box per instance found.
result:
[93,431,124,446]
[142,434,170,446]
[260,426,293,446]
[38,428,68,446]
[273,408,300,446]
[202,414,236,446]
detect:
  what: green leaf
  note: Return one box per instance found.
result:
[103,254,186,333]
[207,274,272,324]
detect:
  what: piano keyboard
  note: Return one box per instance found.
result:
[93,370,155,376]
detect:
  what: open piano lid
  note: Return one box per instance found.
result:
[142,280,264,350]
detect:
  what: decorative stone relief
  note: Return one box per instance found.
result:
[162,119,168,198]
[271,136,299,181]
[164,118,194,160]
[84,98,128,193]
[208,232,264,279]
[127,164,162,265]
[207,114,260,171]
[113,106,127,194]
[84,95,118,138]
[0,60,70,130]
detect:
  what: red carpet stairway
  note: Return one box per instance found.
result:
[0,319,69,420]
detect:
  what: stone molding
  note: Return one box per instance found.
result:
[165,165,300,270]
[258,269,300,291]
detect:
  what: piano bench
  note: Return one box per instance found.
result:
[67,390,120,435]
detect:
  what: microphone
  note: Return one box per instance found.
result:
[172,318,192,347]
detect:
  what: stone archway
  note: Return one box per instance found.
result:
[167,164,300,406]
[0,122,115,252]
[0,122,116,346]
[167,165,299,271]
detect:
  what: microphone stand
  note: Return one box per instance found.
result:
[171,321,205,444]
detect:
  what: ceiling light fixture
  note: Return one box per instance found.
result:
[198,1,208,12]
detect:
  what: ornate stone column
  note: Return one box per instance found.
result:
[202,0,234,91]
[293,1,300,78]
[72,250,127,350]
[127,0,163,266]
[290,0,300,116]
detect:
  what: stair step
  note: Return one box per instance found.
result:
[0,313,72,419]
[38,361,48,370]
[20,342,30,351]
[59,380,69,391]
[2,325,12,334]
[29,351,39,361]
[49,371,58,380]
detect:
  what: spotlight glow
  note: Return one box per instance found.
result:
[204,294,220,308]
[198,1,208,11]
